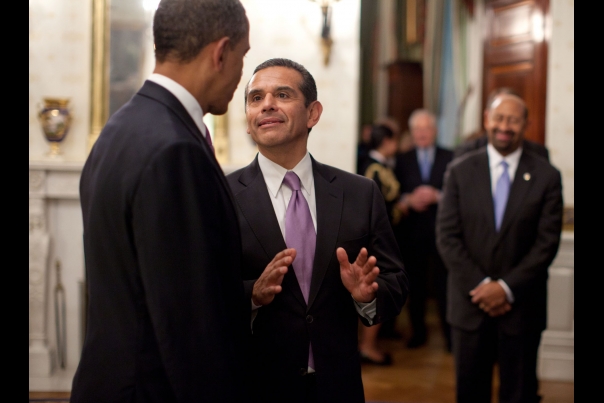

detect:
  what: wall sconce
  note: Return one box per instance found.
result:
[310,0,340,66]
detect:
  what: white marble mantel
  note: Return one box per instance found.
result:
[29,158,85,389]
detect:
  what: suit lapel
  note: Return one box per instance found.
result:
[475,151,497,234]
[234,157,306,307]
[410,149,423,184]
[429,148,446,186]
[307,157,343,310]
[495,151,535,241]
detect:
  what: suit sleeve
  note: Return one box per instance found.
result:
[500,169,563,293]
[131,142,245,401]
[364,180,409,326]
[436,165,488,291]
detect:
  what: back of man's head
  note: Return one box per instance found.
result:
[153,0,248,63]
[369,125,394,151]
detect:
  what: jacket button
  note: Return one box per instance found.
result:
[306,315,313,323]
[299,368,307,376]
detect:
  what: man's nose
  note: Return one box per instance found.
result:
[261,94,277,112]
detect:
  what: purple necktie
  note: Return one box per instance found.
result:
[283,171,316,369]
[493,160,510,232]
[203,124,215,155]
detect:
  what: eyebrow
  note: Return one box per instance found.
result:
[246,85,296,99]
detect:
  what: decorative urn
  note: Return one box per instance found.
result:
[38,97,72,156]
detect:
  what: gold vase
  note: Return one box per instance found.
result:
[38,97,72,156]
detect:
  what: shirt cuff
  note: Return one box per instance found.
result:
[353,296,377,325]
[497,279,515,303]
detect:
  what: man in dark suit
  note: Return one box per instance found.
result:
[453,87,550,162]
[71,1,251,402]
[227,58,408,403]
[436,93,563,403]
[393,109,453,350]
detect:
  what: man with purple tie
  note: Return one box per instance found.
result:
[436,93,563,403]
[227,58,408,403]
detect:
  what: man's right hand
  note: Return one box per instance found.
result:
[252,248,296,307]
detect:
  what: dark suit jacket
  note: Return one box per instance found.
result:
[394,146,454,244]
[71,81,249,403]
[227,156,408,403]
[453,135,550,162]
[436,148,563,335]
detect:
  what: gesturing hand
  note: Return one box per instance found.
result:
[337,247,379,303]
[252,248,296,307]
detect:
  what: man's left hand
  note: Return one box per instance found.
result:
[337,247,379,303]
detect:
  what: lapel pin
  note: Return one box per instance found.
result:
[523,172,531,181]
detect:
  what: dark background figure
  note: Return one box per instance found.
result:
[228,58,408,403]
[70,1,251,402]
[436,92,563,402]
[393,109,453,351]
[453,87,550,162]
[357,123,402,365]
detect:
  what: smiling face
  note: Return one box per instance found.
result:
[245,66,322,164]
[484,94,527,156]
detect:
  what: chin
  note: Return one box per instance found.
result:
[208,105,228,116]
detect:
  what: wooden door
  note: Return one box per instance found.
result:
[482,0,549,145]
[387,60,424,135]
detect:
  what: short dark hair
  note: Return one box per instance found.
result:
[486,87,528,120]
[369,124,394,150]
[244,58,318,108]
[153,0,248,63]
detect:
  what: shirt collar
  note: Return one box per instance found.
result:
[487,143,522,170]
[368,149,387,164]
[258,152,313,198]
[147,73,207,138]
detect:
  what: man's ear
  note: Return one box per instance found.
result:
[307,101,323,130]
[212,36,231,71]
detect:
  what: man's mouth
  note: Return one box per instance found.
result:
[258,118,284,127]
[494,130,514,140]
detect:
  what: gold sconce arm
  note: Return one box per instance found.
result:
[310,0,340,66]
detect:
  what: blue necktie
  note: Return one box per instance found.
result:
[283,171,316,370]
[420,149,431,182]
[494,160,510,232]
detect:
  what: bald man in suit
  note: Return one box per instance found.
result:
[436,93,563,402]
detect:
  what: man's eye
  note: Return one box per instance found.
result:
[251,95,261,102]
[277,93,288,98]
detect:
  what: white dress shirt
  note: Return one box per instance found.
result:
[480,143,523,303]
[255,152,378,323]
[146,74,208,140]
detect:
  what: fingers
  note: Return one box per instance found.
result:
[354,248,369,267]
[272,248,296,266]
[336,247,349,267]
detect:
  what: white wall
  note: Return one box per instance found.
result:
[29,0,92,161]
[228,0,360,173]
[546,0,574,206]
